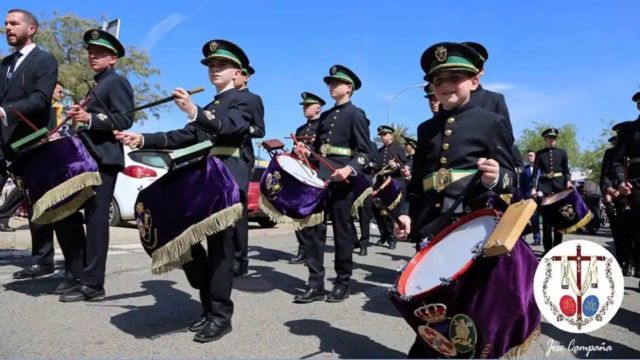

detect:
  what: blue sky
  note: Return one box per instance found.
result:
[10,0,640,153]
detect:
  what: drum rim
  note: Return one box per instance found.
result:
[275,153,327,189]
[541,188,574,206]
[397,208,500,298]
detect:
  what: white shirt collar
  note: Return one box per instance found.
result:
[17,43,37,57]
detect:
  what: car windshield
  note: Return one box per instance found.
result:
[128,151,172,169]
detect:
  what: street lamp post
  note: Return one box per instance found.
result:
[387,83,426,123]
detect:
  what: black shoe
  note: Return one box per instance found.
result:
[59,285,105,302]
[376,238,386,246]
[358,245,368,256]
[326,284,350,303]
[232,262,249,277]
[388,240,397,250]
[193,321,232,343]
[293,288,325,303]
[532,239,541,246]
[51,278,80,295]
[188,314,208,332]
[289,252,306,265]
[13,264,54,279]
[0,224,15,232]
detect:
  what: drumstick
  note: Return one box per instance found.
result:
[125,87,205,114]
[372,197,406,230]
[9,106,39,131]
[306,148,350,184]
[290,133,313,170]
[49,95,92,136]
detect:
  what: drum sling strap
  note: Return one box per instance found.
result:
[416,171,482,247]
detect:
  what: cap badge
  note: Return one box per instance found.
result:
[91,30,100,40]
[209,41,218,53]
[435,46,448,62]
[302,92,307,99]
[330,66,337,75]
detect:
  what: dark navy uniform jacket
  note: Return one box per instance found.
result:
[238,88,264,165]
[295,117,320,147]
[531,147,570,195]
[141,88,253,191]
[401,103,515,239]
[79,68,134,169]
[469,85,513,136]
[375,143,407,180]
[311,101,372,180]
[611,117,640,187]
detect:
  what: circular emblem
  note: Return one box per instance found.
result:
[449,314,477,354]
[559,204,576,220]
[209,41,218,53]
[330,66,337,74]
[434,46,448,62]
[91,30,100,40]
[302,92,308,99]
[533,240,624,333]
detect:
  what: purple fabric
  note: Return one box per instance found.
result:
[9,136,99,208]
[136,156,240,256]
[389,216,540,358]
[376,177,402,209]
[351,173,372,202]
[260,156,326,219]
[540,189,590,231]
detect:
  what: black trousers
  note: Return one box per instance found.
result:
[182,227,234,326]
[357,195,372,243]
[307,182,356,290]
[373,202,397,241]
[58,167,118,288]
[627,191,640,270]
[295,223,326,259]
[294,229,308,256]
[40,212,86,278]
[232,189,249,267]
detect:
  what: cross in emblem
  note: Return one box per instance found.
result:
[551,244,605,321]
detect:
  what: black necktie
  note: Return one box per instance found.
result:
[7,52,22,80]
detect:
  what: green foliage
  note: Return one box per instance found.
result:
[1,12,167,122]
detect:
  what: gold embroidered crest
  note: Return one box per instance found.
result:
[435,46,448,62]
[265,171,282,197]
[559,204,576,221]
[91,30,100,40]
[330,66,337,74]
[136,202,158,250]
[209,41,218,53]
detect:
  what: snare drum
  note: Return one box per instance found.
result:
[389,209,540,358]
[136,156,242,274]
[259,154,327,229]
[9,136,102,224]
[540,189,592,233]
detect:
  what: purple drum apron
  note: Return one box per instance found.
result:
[389,209,541,358]
[374,177,402,212]
[9,136,102,224]
[136,156,241,274]
[259,154,327,229]
[350,173,373,216]
[541,189,592,234]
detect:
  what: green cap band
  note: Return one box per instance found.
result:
[204,49,242,67]
[429,56,478,75]
[87,39,118,54]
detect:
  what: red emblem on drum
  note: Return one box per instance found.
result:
[414,303,478,357]
[559,295,577,317]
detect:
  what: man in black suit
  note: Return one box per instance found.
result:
[531,128,572,254]
[1,9,58,278]
[59,28,134,302]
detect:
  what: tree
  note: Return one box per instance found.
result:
[1,12,167,122]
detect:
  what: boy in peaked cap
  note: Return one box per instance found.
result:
[530,128,571,252]
[293,64,372,303]
[60,27,134,303]
[394,42,538,359]
[423,83,439,114]
[289,92,328,267]
[115,39,255,343]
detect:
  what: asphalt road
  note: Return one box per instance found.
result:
[0,218,638,359]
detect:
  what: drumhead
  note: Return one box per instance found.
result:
[276,155,325,188]
[541,188,573,205]
[402,212,499,297]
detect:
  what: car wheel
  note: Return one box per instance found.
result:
[109,198,122,227]
[257,218,277,228]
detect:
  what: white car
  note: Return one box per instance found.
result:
[109,148,171,226]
